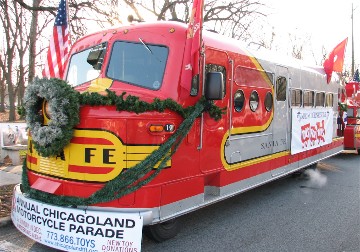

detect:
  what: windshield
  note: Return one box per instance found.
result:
[106,41,168,90]
[66,43,107,86]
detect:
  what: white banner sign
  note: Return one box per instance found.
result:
[291,108,334,155]
[11,186,143,252]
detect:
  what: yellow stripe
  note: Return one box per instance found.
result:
[86,77,113,92]
[248,56,274,88]
[226,151,289,171]
[230,112,273,134]
[127,145,171,167]
[127,145,159,153]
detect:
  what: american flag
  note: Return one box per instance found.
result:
[43,0,69,79]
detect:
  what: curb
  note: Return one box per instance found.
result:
[0,216,13,227]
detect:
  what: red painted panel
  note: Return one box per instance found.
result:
[31,178,62,194]
[27,155,37,165]
[68,165,114,174]
[344,127,355,148]
[70,137,113,145]
[160,176,203,206]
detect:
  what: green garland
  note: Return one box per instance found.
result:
[79,89,224,120]
[22,77,225,207]
[24,79,224,157]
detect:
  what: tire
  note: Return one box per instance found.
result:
[357,149,360,155]
[144,218,181,242]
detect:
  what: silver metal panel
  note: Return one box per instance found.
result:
[273,65,291,152]
[225,133,273,163]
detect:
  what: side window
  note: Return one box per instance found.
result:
[264,92,273,111]
[325,93,334,107]
[234,90,245,112]
[276,76,287,101]
[249,90,259,112]
[291,89,302,107]
[304,90,314,107]
[235,67,273,86]
[315,92,325,107]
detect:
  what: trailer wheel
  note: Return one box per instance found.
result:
[144,218,181,242]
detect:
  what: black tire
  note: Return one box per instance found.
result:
[357,149,360,155]
[144,218,181,242]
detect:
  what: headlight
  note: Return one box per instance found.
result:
[43,100,52,119]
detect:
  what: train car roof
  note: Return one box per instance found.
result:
[202,29,326,76]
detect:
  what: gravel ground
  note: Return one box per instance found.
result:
[0,184,16,218]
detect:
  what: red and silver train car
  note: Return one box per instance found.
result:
[12,21,343,250]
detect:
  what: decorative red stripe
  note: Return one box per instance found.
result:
[70,137,113,145]
[27,155,37,165]
[68,165,114,174]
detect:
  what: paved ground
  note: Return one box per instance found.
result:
[0,165,22,186]
[0,164,22,227]
[0,152,358,252]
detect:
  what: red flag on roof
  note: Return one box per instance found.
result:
[179,0,204,98]
[42,0,70,79]
[323,38,348,83]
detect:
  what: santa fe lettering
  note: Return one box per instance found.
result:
[84,147,116,164]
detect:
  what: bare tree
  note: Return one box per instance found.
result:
[28,0,42,84]
[0,0,20,121]
[15,4,30,108]
[0,57,5,112]
[1,0,124,121]
[123,0,266,39]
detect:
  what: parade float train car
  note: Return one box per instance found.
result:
[341,81,360,154]
[12,21,343,249]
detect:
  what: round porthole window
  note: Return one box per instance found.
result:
[234,90,245,112]
[249,90,259,112]
[265,92,273,111]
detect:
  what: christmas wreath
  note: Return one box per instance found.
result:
[23,78,80,157]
